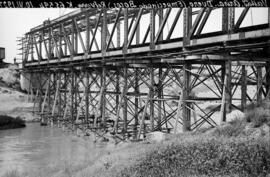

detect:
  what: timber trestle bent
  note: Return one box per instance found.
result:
[19,8,270,141]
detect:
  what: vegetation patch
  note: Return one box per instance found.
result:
[245,101,270,127]
[115,100,270,177]
[213,118,247,137]
[0,115,26,130]
[117,137,270,177]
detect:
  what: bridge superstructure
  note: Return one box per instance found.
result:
[20,8,270,140]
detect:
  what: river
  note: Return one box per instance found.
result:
[0,123,107,176]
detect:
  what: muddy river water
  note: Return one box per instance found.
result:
[0,123,107,176]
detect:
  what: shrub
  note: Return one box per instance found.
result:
[213,118,247,137]
[117,137,270,177]
[0,115,26,130]
[245,101,270,127]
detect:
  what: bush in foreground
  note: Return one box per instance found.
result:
[0,115,26,130]
[115,100,270,177]
[117,137,270,177]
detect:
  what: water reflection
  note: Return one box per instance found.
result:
[0,123,105,176]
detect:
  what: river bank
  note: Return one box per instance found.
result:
[0,65,38,122]
[0,86,38,122]
[1,100,270,177]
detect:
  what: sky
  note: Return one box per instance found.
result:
[0,8,268,63]
[0,8,75,63]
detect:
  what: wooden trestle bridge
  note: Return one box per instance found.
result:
[19,8,270,140]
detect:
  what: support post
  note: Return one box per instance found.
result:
[59,26,63,58]
[241,65,247,111]
[74,22,78,54]
[64,41,67,56]
[136,15,140,45]
[117,16,120,48]
[123,66,128,136]
[58,73,62,123]
[31,34,34,61]
[183,8,192,46]
[222,8,229,32]
[175,88,183,134]
[39,35,42,63]
[158,9,163,41]
[101,8,107,53]
[122,8,128,136]
[182,63,191,132]
[41,75,50,125]
[71,70,74,123]
[101,8,107,126]
[182,8,192,132]
[100,68,106,126]
[228,8,235,33]
[85,70,89,123]
[38,73,42,113]
[48,28,52,63]
[157,67,162,131]
[269,8,270,28]
[257,65,263,102]
[28,73,32,102]
[225,60,232,114]
[150,66,154,131]
[47,73,51,122]
[74,72,78,124]
[134,18,140,135]
[150,9,155,50]
[52,75,60,125]
[116,70,120,116]
[149,9,156,132]
[64,72,67,119]
[123,8,128,52]
[134,68,139,138]
[220,74,227,123]
[71,22,74,61]
[86,13,90,54]
[137,92,150,139]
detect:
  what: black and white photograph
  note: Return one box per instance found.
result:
[0,2,270,177]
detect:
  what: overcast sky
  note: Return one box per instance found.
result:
[0,8,74,63]
[0,8,268,63]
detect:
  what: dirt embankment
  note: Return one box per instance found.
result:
[0,65,37,122]
[1,64,23,87]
